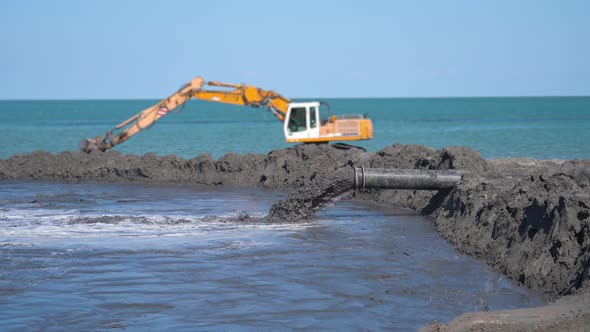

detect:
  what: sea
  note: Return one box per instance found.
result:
[0,97,587,331]
[0,97,588,159]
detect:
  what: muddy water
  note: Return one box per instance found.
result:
[0,182,543,330]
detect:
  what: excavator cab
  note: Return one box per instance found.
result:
[284,102,321,140]
[284,102,373,143]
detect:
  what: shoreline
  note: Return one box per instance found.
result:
[1,143,589,330]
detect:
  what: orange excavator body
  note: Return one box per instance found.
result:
[80,76,373,153]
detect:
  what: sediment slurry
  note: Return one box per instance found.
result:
[268,168,354,222]
[2,143,590,331]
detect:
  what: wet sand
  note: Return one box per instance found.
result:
[1,143,589,330]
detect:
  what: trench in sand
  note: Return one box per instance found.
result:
[0,181,544,330]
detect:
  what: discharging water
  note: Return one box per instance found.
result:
[0,182,544,330]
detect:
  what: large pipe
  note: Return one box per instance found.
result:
[353,167,462,190]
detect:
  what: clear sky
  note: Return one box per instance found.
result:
[1,0,588,99]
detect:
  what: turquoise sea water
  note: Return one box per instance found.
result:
[0,97,588,159]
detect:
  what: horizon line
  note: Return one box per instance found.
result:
[1,94,589,102]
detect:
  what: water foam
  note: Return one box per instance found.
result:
[0,207,314,247]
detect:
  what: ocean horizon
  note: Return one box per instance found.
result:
[1,96,588,160]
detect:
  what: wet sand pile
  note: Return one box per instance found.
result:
[0,145,362,187]
[0,144,477,188]
[422,291,590,332]
[431,170,590,300]
[2,143,590,330]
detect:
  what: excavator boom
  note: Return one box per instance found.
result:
[192,81,290,121]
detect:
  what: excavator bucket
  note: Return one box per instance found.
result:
[79,137,105,153]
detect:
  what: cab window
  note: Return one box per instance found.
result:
[288,107,307,132]
[310,107,317,128]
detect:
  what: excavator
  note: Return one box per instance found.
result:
[80,76,374,153]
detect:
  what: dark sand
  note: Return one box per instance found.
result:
[1,143,589,331]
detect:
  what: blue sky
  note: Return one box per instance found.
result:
[1,0,588,99]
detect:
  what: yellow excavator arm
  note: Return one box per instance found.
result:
[193,81,291,122]
[80,77,292,153]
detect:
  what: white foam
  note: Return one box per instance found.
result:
[0,208,315,246]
